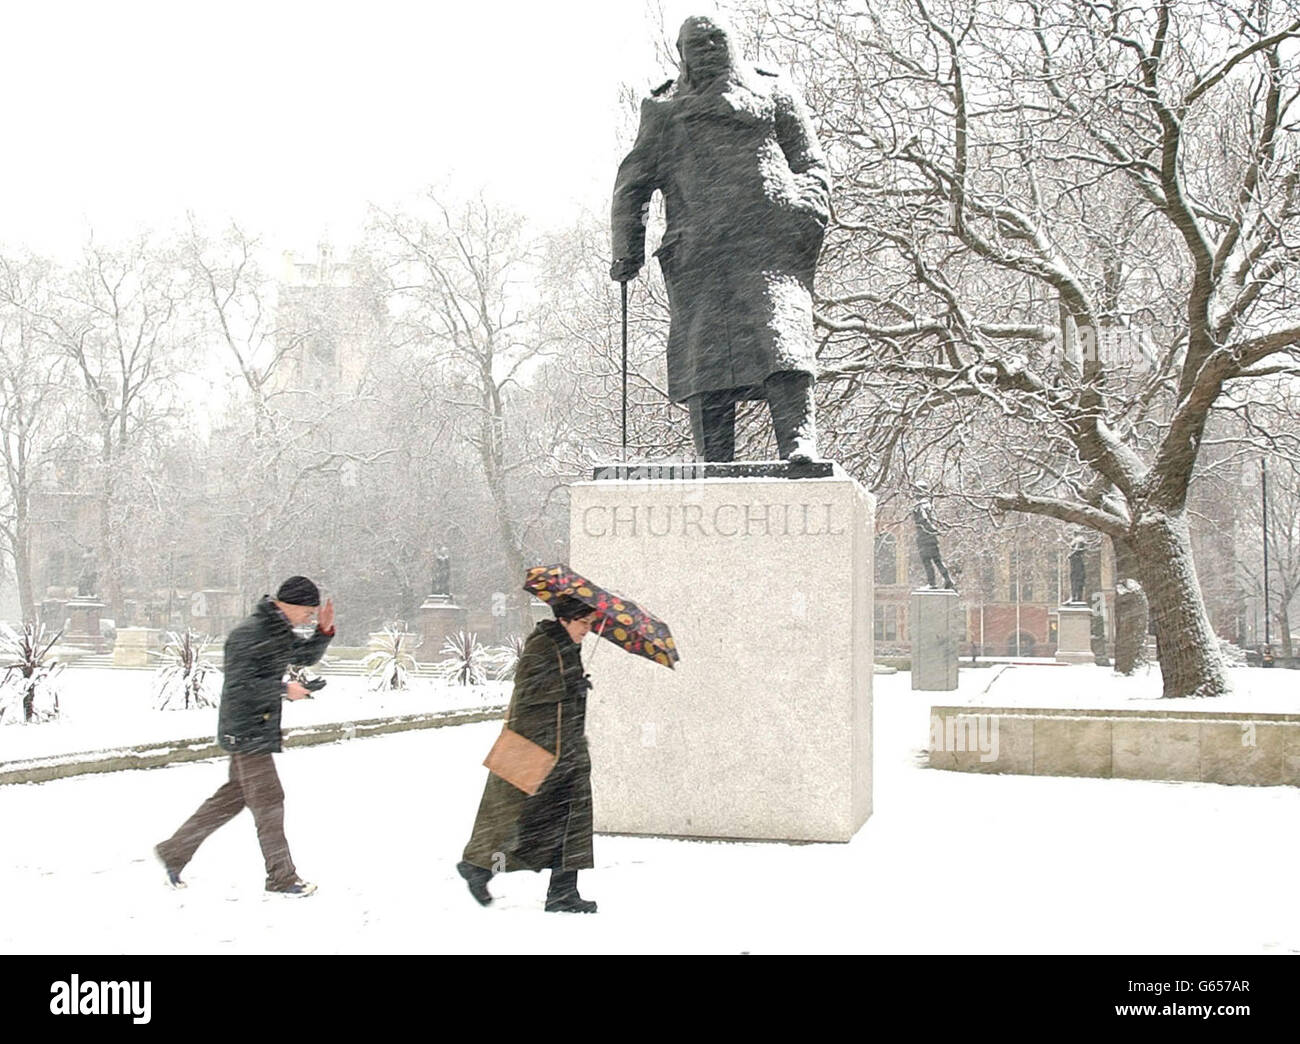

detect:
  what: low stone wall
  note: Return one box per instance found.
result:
[929,705,1300,786]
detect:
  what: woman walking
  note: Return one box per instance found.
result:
[457,595,599,913]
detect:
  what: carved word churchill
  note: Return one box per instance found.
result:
[581,501,847,539]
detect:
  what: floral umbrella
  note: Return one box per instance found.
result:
[523,564,679,669]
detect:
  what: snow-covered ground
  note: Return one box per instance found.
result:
[1,663,1297,954]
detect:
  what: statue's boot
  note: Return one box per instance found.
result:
[766,371,818,463]
[689,391,737,462]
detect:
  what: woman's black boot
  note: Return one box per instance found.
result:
[545,869,597,913]
[457,860,494,906]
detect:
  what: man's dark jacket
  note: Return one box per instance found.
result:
[217,596,333,754]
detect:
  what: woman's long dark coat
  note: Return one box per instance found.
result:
[462,619,594,872]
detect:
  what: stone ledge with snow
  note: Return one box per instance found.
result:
[929,664,1300,785]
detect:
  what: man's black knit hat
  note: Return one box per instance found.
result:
[275,575,321,607]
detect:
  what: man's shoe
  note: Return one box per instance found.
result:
[545,893,598,914]
[267,877,317,897]
[153,845,186,890]
[457,860,493,906]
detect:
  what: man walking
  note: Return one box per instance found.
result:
[155,576,335,896]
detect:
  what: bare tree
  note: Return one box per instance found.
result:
[181,222,393,615]
[372,193,577,625]
[181,218,307,435]
[756,0,1300,697]
[13,236,188,621]
[0,254,75,622]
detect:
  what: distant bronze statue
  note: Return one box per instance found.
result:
[1068,535,1087,604]
[913,486,955,590]
[77,549,98,598]
[611,14,831,463]
[432,545,451,598]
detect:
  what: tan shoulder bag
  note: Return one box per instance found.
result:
[483,648,564,796]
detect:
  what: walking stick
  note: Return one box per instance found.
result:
[620,280,629,464]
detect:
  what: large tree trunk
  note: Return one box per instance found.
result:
[1110,536,1149,675]
[1278,602,1293,659]
[1130,511,1229,698]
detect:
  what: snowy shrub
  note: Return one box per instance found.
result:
[363,627,418,691]
[153,630,221,710]
[488,633,527,681]
[1218,638,1248,667]
[0,622,64,724]
[431,631,493,686]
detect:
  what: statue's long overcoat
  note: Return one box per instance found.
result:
[462,619,594,873]
[611,69,831,403]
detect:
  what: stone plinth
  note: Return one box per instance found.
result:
[113,627,161,667]
[1056,605,1093,664]
[571,461,873,843]
[910,588,959,691]
[63,599,108,653]
[415,596,465,661]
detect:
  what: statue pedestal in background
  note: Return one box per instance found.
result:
[416,595,465,662]
[910,588,959,691]
[113,627,161,667]
[572,461,873,843]
[63,599,108,654]
[1055,604,1094,664]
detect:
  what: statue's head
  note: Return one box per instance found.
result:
[676,15,743,91]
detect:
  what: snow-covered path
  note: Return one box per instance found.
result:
[3,669,1297,954]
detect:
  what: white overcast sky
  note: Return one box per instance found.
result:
[0,0,708,259]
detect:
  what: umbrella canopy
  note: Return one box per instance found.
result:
[523,564,679,669]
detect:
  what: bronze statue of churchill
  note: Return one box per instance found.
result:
[610,15,831,463]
